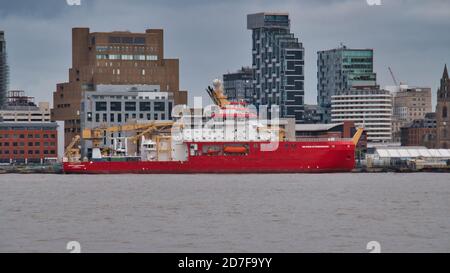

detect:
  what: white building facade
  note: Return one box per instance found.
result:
[331,89,393,143]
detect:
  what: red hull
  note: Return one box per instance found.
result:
[63,141,356,174]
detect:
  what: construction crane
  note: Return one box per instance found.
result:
[388,66,399,86]
[206,79,230,108]
[64,135,81,162]
[82,121,175,148]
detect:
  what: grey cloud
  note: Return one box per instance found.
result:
[0,0,449,108]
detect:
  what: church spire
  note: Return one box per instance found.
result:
[443,64,449,79]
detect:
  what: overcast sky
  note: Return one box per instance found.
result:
[0,0,449,107]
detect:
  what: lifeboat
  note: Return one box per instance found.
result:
[224,146,248,154]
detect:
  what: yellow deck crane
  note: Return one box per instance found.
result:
[64,135,81,162]
[80,121,176,160]
[82,121,175,149]
[206,79,231,108]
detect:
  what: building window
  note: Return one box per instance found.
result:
[117,113,122,123]
[139,102,151,111]
[125,102,136,111]
[154,102,165,111]
[443,106,448,118]
[110,102,122,111]
[110,113,115,123]
[96,101,107,111]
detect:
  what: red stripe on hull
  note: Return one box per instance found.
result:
[63,141,356,174]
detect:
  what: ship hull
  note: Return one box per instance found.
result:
[63,140,356,174]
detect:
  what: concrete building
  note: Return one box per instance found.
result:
[222,67,253,103]
[400,112,436,148]
[0,122,58,164]
[52,28,188,146]
[387,85,432,142]
[0,31,8,108]
[317,46,377,123]
[0,91,51,123]
[247,12,305,123]
[436,64,450,148]
[80,84,173,157]
[331,88,393,143]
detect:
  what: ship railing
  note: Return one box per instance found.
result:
[294,137,353,142]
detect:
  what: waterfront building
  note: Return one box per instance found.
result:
[80,84,173,157]
[317,46,377,123]
[0,31,8,108]
[222,67,253,103]
[387,85,432,142]
[400,112,436,149]
[0,90,51,123]
[52,28,188,146]
[0,122,58,164]
[367,146,450,170]
[331,88,393,143]
[247,12,305,123]
[436,64,450,148]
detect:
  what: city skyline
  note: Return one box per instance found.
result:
[0,0,449,107]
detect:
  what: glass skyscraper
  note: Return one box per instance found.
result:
[317,46,377,123]
[247,12,305,123]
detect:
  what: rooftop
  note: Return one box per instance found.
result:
[295,123,343,132]
[375,148,450,158]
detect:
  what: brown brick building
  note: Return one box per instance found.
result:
[400,113,436,148]
[52,28,188,145]
[436,65,450,148]
[0,122,58,164]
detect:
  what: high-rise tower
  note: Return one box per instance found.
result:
[247,12,305,123]
[317,46,377,123]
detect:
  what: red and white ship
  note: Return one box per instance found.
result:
[63,80,363,174]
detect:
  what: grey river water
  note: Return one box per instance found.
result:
[0,173,449,253]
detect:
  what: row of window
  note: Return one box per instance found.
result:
[107,36,146,45]
[96,54,158,61]
[96,45,151,52]
[95,101,167,112]
[89,112,166,123]
[0,142,56,147]
[0,134,56,139]
[0,150,56,155]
